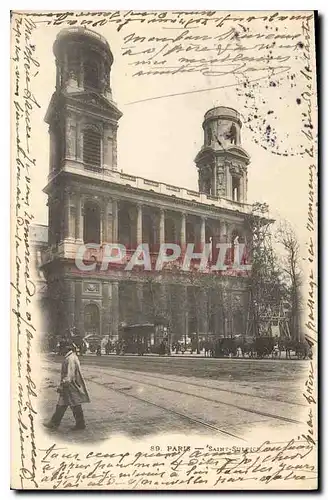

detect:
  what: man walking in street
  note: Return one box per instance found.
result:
[43,340,90,431]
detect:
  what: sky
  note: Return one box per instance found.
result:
[26,13,317,256]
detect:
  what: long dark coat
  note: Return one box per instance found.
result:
[57,351,90,407]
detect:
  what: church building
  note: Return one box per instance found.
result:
[39,27,253,343]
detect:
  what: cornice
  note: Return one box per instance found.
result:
[44,169,250,223]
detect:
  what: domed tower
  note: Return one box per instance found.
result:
[195,107,250,203]
[45,27,122,175]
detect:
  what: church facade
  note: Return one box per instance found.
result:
[39,27,253,343]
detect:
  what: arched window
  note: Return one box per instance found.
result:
[200,166,213,195]
[84,201,101,244]
[230,123,237,144]
[232,176,240,202]
[207,127,212,146]
[83,128,101,168]
[84,303,100,336]
[84,59,100,90]
[203,177,211,195]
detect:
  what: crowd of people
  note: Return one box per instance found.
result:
[49,327,312,360]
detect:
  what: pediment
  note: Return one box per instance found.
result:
[67,92,122,119]
[194,147,216,164]
[194,144,250,165]
[226,145,250,160]
[45,91,122,124]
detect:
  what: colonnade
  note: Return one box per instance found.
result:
[49,190,242,251]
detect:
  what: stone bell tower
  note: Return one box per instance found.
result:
[195,107,250,203]
[45,27,122,177]
[44,27,122,249]
[43,27,122,336]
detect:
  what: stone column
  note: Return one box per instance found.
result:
[137,204,143,245]
[63,51,68,87]
[100,206,104,245]
[227,167,232,198]
[238,176,243,203]
[225,290,232,337]
[243,173,247,203]
[103,125,113,170]
[65,116,76,159]
[221,221,228,243]
[212,223,220,264]
[200,216,206,249]
[112,199,118,243]
[151,213,158,249]
[49,127,55,171]
[48,197,53,245]
[180,212,186,250]
[64,191,75,240]
[76,121,82,161]
[136,282,144,323]
[63,191,69,239]
[160,282,167,318]
[79,57,84,89]
[112,126,118,170]
[212,164,217,196]
[65,280,75,329]
[200,288,209,334]
[111,281,119,340]
[74,280,83,334]
[69,204,76,242]
[102,199,109,243]
[75,193,83,241]
[102,281,111,336]
[159,208,165,245]
[183,286,188,345]
[106,198,114,243]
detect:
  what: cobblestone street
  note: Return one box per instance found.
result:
[40,354,309,444]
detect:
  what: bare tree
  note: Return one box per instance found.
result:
[276,221,303,341]
[245,203,285,337]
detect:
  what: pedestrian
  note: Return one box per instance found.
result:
[43,341,90,431]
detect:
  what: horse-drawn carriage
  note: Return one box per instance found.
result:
[118,323,171,356]
[55,329,88,356]
[201,335,312,360]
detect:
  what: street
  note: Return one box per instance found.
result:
[41,354,309,443]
